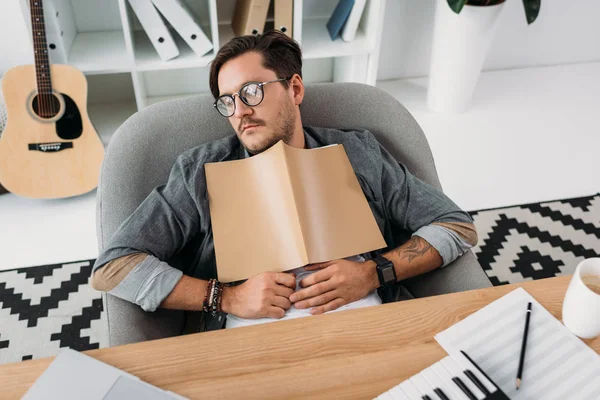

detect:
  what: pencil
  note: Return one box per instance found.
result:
[516,301,532,390]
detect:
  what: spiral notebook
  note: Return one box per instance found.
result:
[434,287,600,400]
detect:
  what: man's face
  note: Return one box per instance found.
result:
[217,52,297,155]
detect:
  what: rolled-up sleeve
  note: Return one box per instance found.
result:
[107,255,184,312]
[373,134,478,266]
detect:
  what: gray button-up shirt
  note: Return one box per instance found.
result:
[92,126,475,313]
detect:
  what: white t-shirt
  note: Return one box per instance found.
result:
[225,255,382,329]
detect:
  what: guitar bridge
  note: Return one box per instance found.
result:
[28,142,73,152]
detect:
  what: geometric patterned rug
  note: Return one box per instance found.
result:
[0,260,106,365]
[469,193,600,286]
[1,193,598,365]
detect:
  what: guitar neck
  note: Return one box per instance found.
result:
[29,0,53,95]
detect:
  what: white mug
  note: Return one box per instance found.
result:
[562,258,600,339]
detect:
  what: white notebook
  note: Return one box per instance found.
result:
[23,349,186,399]
[435,287,600,400]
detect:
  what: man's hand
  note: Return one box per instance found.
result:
[289,259,379,315]
[221,272,296,319]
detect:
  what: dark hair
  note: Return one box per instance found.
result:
[209,30,303,99]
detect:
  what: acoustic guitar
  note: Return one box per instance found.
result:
[0,0,105,199]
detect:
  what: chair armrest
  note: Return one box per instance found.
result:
[402,251,492,298]
[103,293,186,347]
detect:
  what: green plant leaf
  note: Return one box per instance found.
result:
[523,0,541,24]
[447,0,468,14]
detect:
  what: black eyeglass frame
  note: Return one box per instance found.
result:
[213,76,293,117]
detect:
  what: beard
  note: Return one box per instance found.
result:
[240,97,296,155]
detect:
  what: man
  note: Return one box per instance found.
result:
[91,30,478,331]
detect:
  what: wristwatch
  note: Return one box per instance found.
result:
[373,255,397,288]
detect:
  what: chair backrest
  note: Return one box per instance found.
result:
[96,82,441,346]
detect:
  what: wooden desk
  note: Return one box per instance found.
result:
[1,276,598,399]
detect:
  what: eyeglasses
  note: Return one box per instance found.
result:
[213,76,292,117]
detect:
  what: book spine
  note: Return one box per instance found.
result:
[282,143,310,265]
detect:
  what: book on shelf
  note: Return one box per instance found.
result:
[151,0,213,57]
[205,141,386,283]
[341,0,366,42]
[232,0,271,37]
[326,0,355,41]
[128,0,179,61]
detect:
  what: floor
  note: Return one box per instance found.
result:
[1,62,599,271]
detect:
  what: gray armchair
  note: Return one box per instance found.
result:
[96,82,491,347]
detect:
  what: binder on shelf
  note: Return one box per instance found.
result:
[341,0,366,42]
[232,0,271,37]
[326,0,355,41]
[41,0,76,64]
[274,0,293,38]
[128,0,179,61]
[151,0,213,57]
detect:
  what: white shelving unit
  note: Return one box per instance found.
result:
[16,0,386,138]
[67,31,131,74]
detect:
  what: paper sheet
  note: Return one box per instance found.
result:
[434,287,600,400]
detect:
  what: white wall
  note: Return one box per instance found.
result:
[2,0,600,80]
[378,0,600,81]
[0,1,32,77]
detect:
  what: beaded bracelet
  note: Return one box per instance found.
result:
[211,280,223,314]
[216,281,223,312]
[203,278,224,314]
[203,279,215,313]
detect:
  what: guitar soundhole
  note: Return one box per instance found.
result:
[32,94,61,119]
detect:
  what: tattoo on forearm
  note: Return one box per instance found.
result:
[395,236,433,263]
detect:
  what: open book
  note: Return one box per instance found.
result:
[205,141,387,282]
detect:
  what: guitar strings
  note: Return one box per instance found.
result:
[39,2,48,119]
[31,1,44,118]
[31,0,48,119]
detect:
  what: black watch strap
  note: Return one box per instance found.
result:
[374,255,397,288]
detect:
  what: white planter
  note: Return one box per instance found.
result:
[427,1,506,113]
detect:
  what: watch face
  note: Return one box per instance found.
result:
[382,265,396,283]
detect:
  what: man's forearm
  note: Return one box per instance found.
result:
[366,236,443,286]
[159,275,208,311]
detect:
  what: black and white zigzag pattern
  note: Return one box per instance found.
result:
[470,194,600,286]
[0,260,107,365]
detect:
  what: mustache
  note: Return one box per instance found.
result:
[239,119,264,132]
